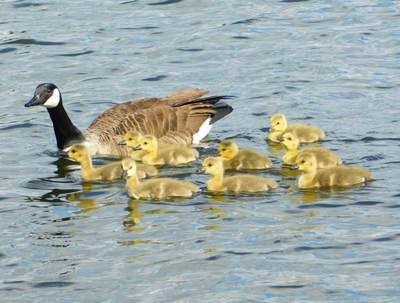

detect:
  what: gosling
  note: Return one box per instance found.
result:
[138,135,199,166]
[218,139,272,170]
[122,158,199,199]
[281,132,342,168]
[68,144,157,181]
[203,157,278,193]
[268,113,325,143]
[296,152,372,189]
[120,131,146,161]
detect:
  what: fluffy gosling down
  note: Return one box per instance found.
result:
[120,131,147,161]
[68,144,157,182]
[218,139,272,170]
[122,158,199,199]
[138,135,199,166]
[296,152,372,189]
[268,114,325,143]
[281,132,342,168]
[203,157,278,193]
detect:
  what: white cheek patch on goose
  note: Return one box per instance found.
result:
[43,88,60,108]
[193,117,212,144]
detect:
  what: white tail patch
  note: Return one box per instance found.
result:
[193,117,212,144]
[43,88,60,108]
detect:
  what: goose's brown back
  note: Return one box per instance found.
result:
[83,89,232,157]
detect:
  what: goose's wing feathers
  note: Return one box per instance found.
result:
[85,91,233,150]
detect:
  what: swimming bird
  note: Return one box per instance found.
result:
[203,157,278,193]
[218,139,272,170]
[122,158,199,199]
[119,131,146,161]
[296,152,372,189]
[138,135,199,166]
[280,132,342,168]
[268,114,325,143]
[25,83,234,157]
[68,144,157,181]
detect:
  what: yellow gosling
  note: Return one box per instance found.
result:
[218,139,272,170]
[68,144,123,181]
[120,131,146,161]
[122,158,199,199]
[281,132,342,168]
[296,152,372,189]
[203,157,278,193]
[68,144,157,181]
[139,135,199,166]
[268,113,325,143]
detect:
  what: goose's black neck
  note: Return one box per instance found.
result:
[47,97,85,150]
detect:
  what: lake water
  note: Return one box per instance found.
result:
[1,0,399,302]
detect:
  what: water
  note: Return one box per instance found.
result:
[1,0,399,302]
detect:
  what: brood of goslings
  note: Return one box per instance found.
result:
[25,83,234,157]
[268,114,325,143]
[296,153,372,189]
[203,157,278,193]
[138,135,199,166]
[68,144,157,182]
[122,158,199,199]
[281,132,342,168]
[218,139,272,170]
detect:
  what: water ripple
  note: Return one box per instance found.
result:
[1,39,65,46]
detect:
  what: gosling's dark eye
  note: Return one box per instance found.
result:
[301,160,305,164]
[208,163,212,167]
[277,122,280,125]
[71,149,76,154]
[221,148,226,151]
[288,138,292,141]
[144,142,148,145]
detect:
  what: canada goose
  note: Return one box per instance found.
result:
[25,83,234,157]
[203,157,278,193]
[122,158,199,199]
[68,144,157,181]
[218,139,272,170]
[138,135,199,166]
[280,132,342,168]
[268,114,325,143]
[296,152,372,189]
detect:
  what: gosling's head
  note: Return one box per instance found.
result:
[281,132,300,150]
[270,114,287,131]
[68,144,89,162]
[296,152,317,173]
[138,135,158,152]
[25,83,61,109]
[203,157,224,175]
[121,158,137,177]
[123,131,143,148]
[218,139,239,160]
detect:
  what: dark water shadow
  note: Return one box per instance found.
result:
[1,39,65,46]
[149,0,183,5]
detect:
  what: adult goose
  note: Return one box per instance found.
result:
[25,83,234,157]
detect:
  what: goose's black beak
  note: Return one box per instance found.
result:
[25,95,40,107]
[121,169,127,179]
[278,136,284,142]
[133,145,142,151]
[119,140,126,146]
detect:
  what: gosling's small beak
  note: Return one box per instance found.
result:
[292,165,299,170]
[121,170,127,179]
[25,95,40,107]
[133,145,142,151]
[119,140,126,146]
[196,167,205,173]
[278,136,284,142]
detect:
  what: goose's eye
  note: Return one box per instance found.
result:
[276,122,280,125]
[221,148,226,152]
[71,149,76,154]
[288,137,292,141]
[144,142,148,145]
[208,163,212,167]
[301,160,305,164]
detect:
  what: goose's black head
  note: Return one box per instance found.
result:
[25,83,61,108]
